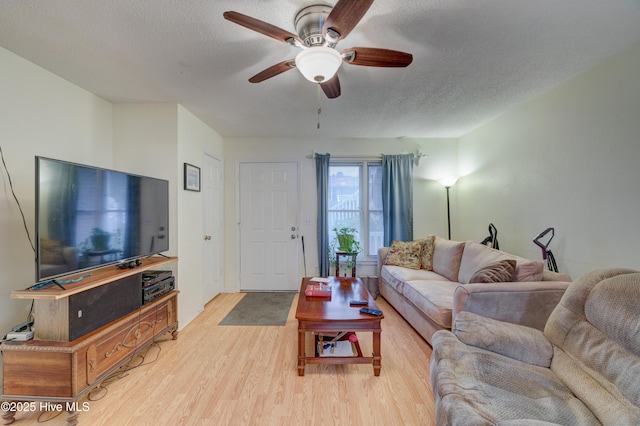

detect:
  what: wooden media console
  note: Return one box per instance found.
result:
[1,256,178,426]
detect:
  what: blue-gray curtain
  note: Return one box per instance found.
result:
[382,154,414,246]
[48,162,78,246]
[315,153,331,276]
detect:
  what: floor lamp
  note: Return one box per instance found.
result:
[438,178,458,239]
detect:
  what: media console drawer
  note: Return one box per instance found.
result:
[2,349,73,398]
[86,312,140,386]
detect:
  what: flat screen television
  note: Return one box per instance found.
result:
[35,156,169,282]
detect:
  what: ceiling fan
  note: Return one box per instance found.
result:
[223,0,413,99]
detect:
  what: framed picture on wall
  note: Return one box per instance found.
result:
[184,163,200,192]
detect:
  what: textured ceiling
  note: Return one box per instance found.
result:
[2,0,640,139]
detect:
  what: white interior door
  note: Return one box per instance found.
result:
[203,153,223,303]
[239,162,299,291]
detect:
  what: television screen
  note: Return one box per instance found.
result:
[36,157,169,282]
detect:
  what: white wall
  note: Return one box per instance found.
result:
[0,47,223,361]
[222,137,457,291]
[113,103,224,328]
[4,27,640,357]
[456,42,640,278]
[0,47,113,350]
[177,105,224,324]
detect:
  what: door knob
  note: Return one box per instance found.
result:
[204,235,212,240]
[291,234,297,239]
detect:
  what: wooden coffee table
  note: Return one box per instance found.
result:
[295,276,383,376]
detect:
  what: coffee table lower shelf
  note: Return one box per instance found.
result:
[297,322,382,376]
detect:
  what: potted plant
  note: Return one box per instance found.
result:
[330,227,361,276]
[333,227,358,251]
[90,227,111,251]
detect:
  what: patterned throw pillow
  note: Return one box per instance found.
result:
[416,236,436,270]
[469,259,517,283]
[384,240,424,270]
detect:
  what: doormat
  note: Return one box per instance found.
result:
[219,292,296,326]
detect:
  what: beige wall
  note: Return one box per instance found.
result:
[456,42,640,278]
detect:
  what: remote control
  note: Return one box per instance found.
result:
[349,299,368,306]
[359,307,383,316]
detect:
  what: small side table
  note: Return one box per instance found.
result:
[335,250,358,277]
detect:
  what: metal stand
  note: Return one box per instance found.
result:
[445,186,451,239]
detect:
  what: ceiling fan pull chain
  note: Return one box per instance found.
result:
[317,83,322,129]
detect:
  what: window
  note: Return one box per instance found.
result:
[328,161,383,261]
[76,169,127,265]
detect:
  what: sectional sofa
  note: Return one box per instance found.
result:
[377,237,572,345]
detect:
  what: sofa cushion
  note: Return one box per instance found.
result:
[384,240,423,269]
[430,330,600,425]
[380,265,450,294]
[454,311,553,367]
[458,241,543,284]
[469,259,517,283]
[432,237,465,282]
[402,280,459,328]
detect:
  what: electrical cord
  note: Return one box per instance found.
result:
[87,341,163,402]
[37,409,63,423]
[0,145,35,253]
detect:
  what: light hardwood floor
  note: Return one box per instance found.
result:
[9,293,436,426]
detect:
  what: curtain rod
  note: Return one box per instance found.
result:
[306,150,427,161]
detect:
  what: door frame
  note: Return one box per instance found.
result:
[235,160,301,291]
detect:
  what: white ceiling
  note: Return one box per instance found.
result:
[2,0,640,139]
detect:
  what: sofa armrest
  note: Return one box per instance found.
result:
[377,247,390,280]
[454,311,553,367]
[452,281,571,331]
[542,269,571,282]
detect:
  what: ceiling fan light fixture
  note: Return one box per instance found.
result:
[295,46,342,83]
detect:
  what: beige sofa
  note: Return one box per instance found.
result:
[430,268,640,425]
[377,237,572,345]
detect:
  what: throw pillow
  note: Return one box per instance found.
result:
[384,240,424,270]
[415,236,435,270]
[469,259,517,283]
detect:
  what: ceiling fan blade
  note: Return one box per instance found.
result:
[323,0,374,42]
[248,60,296,83]
[342,47,413,67]
[224,11,303,46]
[320,75,341,99]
